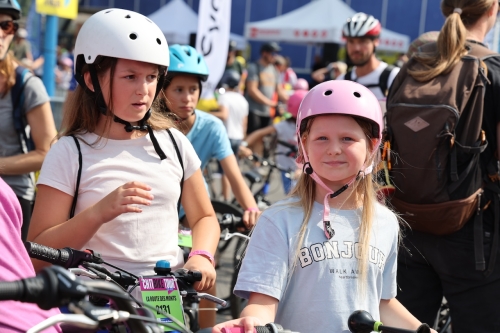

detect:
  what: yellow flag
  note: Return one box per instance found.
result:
[36,0,78,20]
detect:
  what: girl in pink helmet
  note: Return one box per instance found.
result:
[241,89,307,194]
[213,80,434,333]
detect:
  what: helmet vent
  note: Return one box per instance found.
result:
[105,10,112,14]
[129,33,137,40]
[353,92,361,98]
[156,38,161,45]
[88,55,91,60]
[197,56,202,64]
[146,18,152,23]
[125,14,131,18]
[324,90,333,96]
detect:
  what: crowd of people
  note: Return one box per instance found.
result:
[0,0,500,332]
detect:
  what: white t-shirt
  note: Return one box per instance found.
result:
[235,197,399,333]
[37,129,201,276]
[218,91,249,140]
[273,120,297,171]
[337,62,400,100]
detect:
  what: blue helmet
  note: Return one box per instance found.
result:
[168,44,209,82]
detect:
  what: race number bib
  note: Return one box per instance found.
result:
[178,229,193,248]
[140,276,186,332]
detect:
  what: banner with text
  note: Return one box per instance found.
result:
[196,0,232,100]
[36,0,78,20]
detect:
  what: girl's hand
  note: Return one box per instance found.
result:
[212,316,263,333]
[91,181,153,224]
[183,254,216,291]
[243,208,260,229]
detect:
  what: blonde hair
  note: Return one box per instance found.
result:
[289,115,379,295]
[60,56,175,142]
[409,0,495,82]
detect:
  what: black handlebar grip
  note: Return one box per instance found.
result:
[25,241,70,267]
[0,280,24,301]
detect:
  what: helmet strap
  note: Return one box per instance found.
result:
[87,64,168,160]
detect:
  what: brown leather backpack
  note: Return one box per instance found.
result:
[385,41,497,236]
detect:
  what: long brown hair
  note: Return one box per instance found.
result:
[60,56,175,141]
[0,51,17,97]
[409,0,495,82]
[289,115,380,294]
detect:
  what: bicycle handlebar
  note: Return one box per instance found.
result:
[221,323,298,333]
[0,266,160,333]
[25,241,103,269]
[348,310,431,333]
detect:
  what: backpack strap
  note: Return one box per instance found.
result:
[345,65,395,97]
[166,129,184,214]
[344,69,353,81]
[378,65,395,97]
[12,66,35,153]
[70,135,83,219]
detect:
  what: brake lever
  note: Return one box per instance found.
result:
[223,231,250,241]
[196,293,227,307]
[69,268,100,279]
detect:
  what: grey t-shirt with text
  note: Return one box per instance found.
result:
[235,197,399,333]
[245,62,280,117]
[0,74,50,199]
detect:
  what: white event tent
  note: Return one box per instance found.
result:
[245,0,410,53]
[148,0,247,50]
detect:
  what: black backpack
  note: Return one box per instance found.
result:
[344,64,395,97]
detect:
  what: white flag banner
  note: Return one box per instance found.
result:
[196,0,232,100]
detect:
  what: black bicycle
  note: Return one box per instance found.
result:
[24,241,226,332]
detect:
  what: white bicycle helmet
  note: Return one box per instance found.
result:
[74,8,169,72]
[73,8,171,160]
[342,13,381,39]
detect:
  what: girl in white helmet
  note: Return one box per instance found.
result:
[28,9,219,291]
[214,81,435,333]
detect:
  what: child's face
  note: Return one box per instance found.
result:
[305,115,369,186]
[163,75,200,119]
[99,59,159,122]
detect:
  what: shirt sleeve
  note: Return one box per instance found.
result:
[169,128,201,181]
[37,137,79,196]
[211,119,234,161]
[217,93,228,106]
[246,63,258,82]
[234,214,290,300]
[23,75,50,113]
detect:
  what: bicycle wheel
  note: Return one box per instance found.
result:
[229,237,249,319]
[211,200,244,253]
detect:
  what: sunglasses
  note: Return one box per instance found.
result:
[0,21,18,35]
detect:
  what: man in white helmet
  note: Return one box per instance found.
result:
[338,12,400,101]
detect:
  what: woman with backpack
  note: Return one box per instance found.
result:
[391,1,500,332]
[28,9,219,292]
[0,0,57,242]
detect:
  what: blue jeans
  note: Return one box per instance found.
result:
[281,170,292,195]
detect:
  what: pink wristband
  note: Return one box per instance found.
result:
[246,207,260,212]
[188,250,215,267]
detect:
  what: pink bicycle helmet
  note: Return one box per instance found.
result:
[296,80,383,239]
[293,78,309,91]
[287,90,307,119]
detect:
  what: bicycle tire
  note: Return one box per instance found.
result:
[211,200,244,254]
[230,237,249,319]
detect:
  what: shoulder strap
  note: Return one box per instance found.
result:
[12,66,35,152]
[344,69,353,81]
[379,65,395,97]
[166,129,184,214]
[70,135,83,219]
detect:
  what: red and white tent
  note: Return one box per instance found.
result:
[245,0,410,53]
